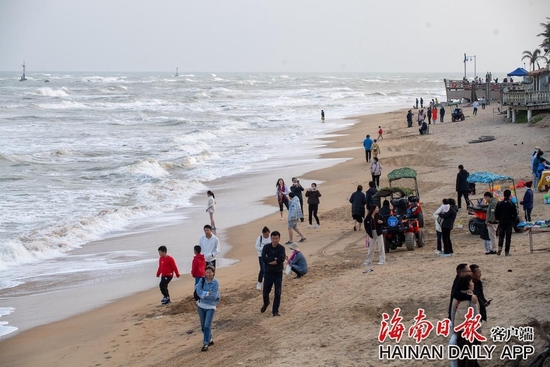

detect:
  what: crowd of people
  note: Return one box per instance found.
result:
[151,132,540,355]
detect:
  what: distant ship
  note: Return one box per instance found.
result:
[20,61,27,81]
[175,67,179,77]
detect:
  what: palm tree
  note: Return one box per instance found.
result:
[521,49,543,71]
[537,17,550,53]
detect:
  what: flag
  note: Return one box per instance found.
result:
[464,53,467,63]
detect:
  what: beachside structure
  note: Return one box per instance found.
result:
[443,78,521,105]
[501,66,550,122]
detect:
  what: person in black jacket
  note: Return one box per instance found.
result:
[261,231,286,316]
[456,165,471,210]
[448,264,478,320]
[494,189,518,256]
[349,185,366,231]
[470,264,491,322]
[364,204,386,265]
[439,198,458,256]
[407,110,414,128]
[365,181,378,209]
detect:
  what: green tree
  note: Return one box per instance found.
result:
[521,49,543,71]
[538,17,550,53]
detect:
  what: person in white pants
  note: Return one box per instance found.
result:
[363,204,386,265]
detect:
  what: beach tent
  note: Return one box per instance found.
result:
[507,67,528,77]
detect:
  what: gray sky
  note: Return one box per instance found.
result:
[1,0,548,73]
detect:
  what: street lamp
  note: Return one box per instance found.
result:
[463,53,477,79]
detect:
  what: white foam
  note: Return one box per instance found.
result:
[29,87,70,97]
[0,308,17,338]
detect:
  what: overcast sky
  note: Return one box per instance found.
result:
[1,0,548,73]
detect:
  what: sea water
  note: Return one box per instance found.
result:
[0,72,453,336]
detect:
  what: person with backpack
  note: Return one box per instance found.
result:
[371,139,381,159]
[494,189,518,256]
[255,226,271,290]
[195,265,220,351]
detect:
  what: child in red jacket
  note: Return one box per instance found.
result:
[156,246,180,305]
[191,245,206,285]
[377,126,383,140]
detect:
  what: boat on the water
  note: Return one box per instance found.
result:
[20,61,27,81]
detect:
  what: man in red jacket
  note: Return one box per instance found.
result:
[156,246,180,305]
[191,245,206,285]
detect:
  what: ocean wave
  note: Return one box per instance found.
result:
[29,87,70,97]
[119,159,171,179]
[35,101,88,110]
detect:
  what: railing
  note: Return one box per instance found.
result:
[445,79,523,91]
[502,90,550,105]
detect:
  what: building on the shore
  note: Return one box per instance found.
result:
[502,66,550,122]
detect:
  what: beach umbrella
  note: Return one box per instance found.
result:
[507,67,529,77]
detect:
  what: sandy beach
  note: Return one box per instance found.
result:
[1,105,550,367]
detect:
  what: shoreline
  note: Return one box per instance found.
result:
[1,106,549,367]
[0,111,361,337]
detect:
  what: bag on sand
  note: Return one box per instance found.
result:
[285,264,292,276]
[193,277,205,301]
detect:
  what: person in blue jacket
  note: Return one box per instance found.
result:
[363,134,373,163]
[196,265,221,352]
[520,181,534,222]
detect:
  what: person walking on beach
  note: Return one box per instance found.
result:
[456,165,471,210]
[377,126,383,140]
[484,192,498,254]
[415,98,419,109]
[365,181,378,210]
[370,157,382,189]
[439,198,458,257]
[440,105,445,122]
[520,181,534,222]
[255,226,271,290]
[364,204,385,265]
[290,177,305,222]
[199,225,220,268]
[321,109,325,122]
[305,183,321,228]
[276,178,290,220]
[431,106,437,124]
[495,189,518,256]
[287,242,308,278]
[407,110,414,128]
[206,191,217,234]
[433,199,450,255]
[481,97,486,110]
[191,245,206,286]
[196,265,220,351]
[427,106,432,124]
[371,139,381,159]
[261,231,286,316]
[472,100,479,116]
[420,97,424,108]
[497,102,501,113]
[287,192,306,244]
[156,246,180,305]
[363,135,373,163]
[349,185,366,231]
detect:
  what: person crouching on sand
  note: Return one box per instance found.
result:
[196,265,220,352]
[287,242,308,278]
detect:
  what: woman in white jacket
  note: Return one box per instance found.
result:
[255,226,271,290]
[433,199,449,255]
